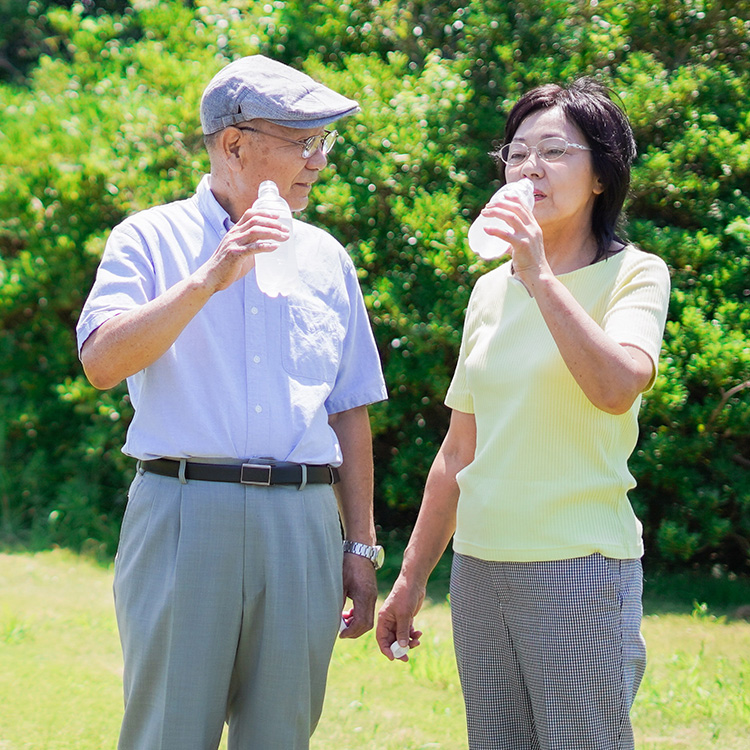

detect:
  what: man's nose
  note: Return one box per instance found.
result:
[305,147,328,169]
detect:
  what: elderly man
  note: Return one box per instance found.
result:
[77,55,387,750]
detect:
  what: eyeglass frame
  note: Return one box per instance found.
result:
[496,137,592,166]
[233,125,338,159]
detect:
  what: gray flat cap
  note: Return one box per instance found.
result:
[200,55,360,135]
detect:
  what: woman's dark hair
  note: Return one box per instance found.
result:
[496,77,637,262]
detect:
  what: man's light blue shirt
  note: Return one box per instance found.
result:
[77,176,387,464]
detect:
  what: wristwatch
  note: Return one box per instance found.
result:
[343,540,385,570]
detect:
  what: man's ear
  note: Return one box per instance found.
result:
[218,127,245,171]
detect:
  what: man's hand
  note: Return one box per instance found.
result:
[338,552,378,639]
[199,208,290,294]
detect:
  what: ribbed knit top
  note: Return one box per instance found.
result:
[445,245,671,562]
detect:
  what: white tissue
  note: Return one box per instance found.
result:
[390,641,410,659]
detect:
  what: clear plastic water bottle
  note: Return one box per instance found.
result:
[252,180,298,297]
[468,177,535,259]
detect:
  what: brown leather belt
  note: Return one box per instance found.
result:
[141,458,339,487]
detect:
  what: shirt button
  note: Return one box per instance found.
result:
[253,355,261,364]
[251,306,259,315]
[255,405,262,413]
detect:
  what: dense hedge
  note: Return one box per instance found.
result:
[1,0,749,573]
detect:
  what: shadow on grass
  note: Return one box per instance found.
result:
[377,531,750,618]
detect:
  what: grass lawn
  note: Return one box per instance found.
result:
[1,548,748,749]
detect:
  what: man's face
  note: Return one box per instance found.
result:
[235,120,331,212]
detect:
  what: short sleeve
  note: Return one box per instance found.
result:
[603,251,671,382]
[444,287,479,414]
[324,252,388,414]
[76,222,156,354]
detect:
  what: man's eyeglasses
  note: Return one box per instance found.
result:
[234,125,338,159]
[496,137,592,166]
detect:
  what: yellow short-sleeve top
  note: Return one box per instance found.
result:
[445,245,671,562]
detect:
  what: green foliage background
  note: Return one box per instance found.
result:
[1,0,749,572]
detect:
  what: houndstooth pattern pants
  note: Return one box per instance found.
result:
[450,553,646,750]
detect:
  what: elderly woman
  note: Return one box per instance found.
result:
[377,78,670,750]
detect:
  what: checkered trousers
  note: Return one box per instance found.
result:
[450,553,646,750]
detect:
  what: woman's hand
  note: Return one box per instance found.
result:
[480,193,550,283]
[376,580,424,661]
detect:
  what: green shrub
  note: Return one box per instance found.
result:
[1,0,749,573]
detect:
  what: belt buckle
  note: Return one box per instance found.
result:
[240,463,273,486]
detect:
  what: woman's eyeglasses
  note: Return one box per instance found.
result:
[496,137,591,166]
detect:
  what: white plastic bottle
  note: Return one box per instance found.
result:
[468,177,535,259]
[252,180,298,297]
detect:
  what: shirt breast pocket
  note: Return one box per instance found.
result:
[281,300,344,384]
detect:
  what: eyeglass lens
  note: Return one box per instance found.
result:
[302,130,337,158]
[501,137,571,165]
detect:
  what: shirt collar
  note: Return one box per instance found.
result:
[196,174,234,234]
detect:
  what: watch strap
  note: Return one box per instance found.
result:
[342,540,383,569]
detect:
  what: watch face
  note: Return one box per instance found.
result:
[374,545,385,569]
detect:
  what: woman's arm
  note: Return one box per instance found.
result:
[523,274,654,414]
[482,198,655,414]
[376,409,476,660]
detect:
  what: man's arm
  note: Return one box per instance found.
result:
[80,209,289,390]
[327,404,378,639]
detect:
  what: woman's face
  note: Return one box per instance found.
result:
[505,106,603,237]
